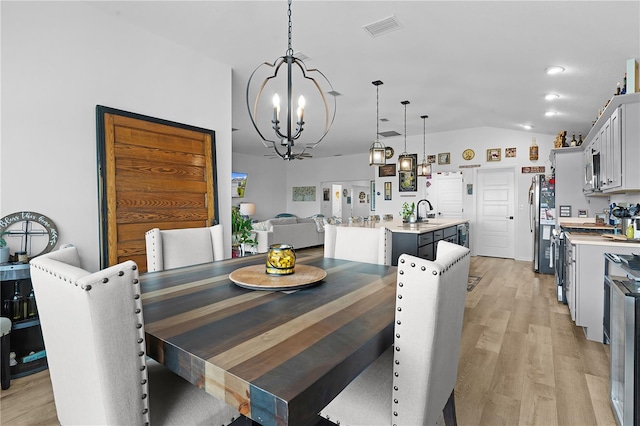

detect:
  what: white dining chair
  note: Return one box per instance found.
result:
[30,246,241,425]
[323,224,392,265]
[320,240,471,426]
[145,224,224,272]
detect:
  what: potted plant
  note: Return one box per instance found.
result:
[0,232,10,263]
[232,206,257,255]
[400,202,416,223]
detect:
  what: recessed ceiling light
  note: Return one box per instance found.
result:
[545,111,558,117]
[545,93,560,100]
[545,66,565,75]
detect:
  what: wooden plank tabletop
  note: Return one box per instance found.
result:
[140,250,396,426]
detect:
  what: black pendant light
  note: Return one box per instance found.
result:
[398,100,414,172]
[369,80,386,166]
[417,115,431,176]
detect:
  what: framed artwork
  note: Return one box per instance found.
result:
[487,148,501,162]
[323,188,330,201]
[427,155,436,164]
[438,152,450,165]
[505,147,517,158]
[398,154,417,192]
[292,186,316,201]
[379,163,396,177]
[370,180,376,211]
[384,182,392,200]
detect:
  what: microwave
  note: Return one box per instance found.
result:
[584,146,601,193]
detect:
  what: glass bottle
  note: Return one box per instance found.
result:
[10,281,23,321]
[27,287,37,318]
[577,134,584,146]
[570,134,577,146]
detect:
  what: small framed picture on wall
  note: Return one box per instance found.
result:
[487,148,501,162]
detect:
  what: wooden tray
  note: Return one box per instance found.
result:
[229,264,327,291]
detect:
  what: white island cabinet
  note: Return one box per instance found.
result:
[565,232,640,341]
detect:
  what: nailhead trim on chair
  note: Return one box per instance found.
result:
[393,250,470,422]
[145,230,159,271]
[33,254,151,424]
[128,262,150,425]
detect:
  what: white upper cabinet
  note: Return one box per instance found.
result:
[583,93,640,195]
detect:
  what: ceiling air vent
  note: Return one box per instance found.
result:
[363,15,402,38]
[379,130,401,137]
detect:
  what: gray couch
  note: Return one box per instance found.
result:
[252,216,324,253]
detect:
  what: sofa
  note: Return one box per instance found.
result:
[252,216,325,253]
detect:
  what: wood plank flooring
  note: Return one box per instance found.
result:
[0,252,615,425]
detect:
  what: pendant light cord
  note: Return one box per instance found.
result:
[376,84,380,139]
[287,0,293,56]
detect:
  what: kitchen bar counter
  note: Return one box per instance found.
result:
[348,219,469,265]
[340,218,468,233]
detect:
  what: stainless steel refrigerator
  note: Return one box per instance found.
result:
[530,174,555,274]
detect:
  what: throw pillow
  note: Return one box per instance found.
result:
[313,217,325,232]
[252,221,268,231]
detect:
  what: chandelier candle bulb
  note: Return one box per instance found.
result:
[273,94,280,122]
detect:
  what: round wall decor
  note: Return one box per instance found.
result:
[462,149,475,160]
[0,211,59,259]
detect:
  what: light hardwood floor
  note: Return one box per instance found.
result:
[0,254,615,425]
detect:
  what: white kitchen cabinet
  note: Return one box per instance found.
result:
[583,93,640,194]
[565,241,576,322]
[567,233,640,341]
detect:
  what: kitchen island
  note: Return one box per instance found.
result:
[342,219,468,266]
[564,231,640,342]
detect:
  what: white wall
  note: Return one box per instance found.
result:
[232,152,288,221]
[1,2,233,271]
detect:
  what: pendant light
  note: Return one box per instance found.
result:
[246,0,336,161]
[369,80,386,166]
[398,100,414,172]
[417,114,431,176]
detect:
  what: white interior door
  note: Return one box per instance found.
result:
[475,168,515,258]
[351,185,370,217]
[332,184,342,220]
[434,172,463,218]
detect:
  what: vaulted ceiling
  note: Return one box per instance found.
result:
[89,1,640,158]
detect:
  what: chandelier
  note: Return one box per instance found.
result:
[417,114,431,176]
[397,100,414,172]
[246,0,336,161]
[369,80,386,166]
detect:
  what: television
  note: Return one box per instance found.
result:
[231,172,248,198]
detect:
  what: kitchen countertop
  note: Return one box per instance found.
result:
[340,218,468,234]
[561,222,617,231]
[566,231,640,247]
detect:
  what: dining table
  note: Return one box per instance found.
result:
[140,249,397,426]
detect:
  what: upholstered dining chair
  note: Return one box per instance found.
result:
[30,246,240,425]
[145,224,224,272]
[323,224,392,266]
[1,316,11,390]
[320,240,471,426]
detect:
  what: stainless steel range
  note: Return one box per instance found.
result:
[604,253,640,426]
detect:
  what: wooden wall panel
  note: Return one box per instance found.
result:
[97,106,218,272]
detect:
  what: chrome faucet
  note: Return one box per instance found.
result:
[416,199,433,222]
